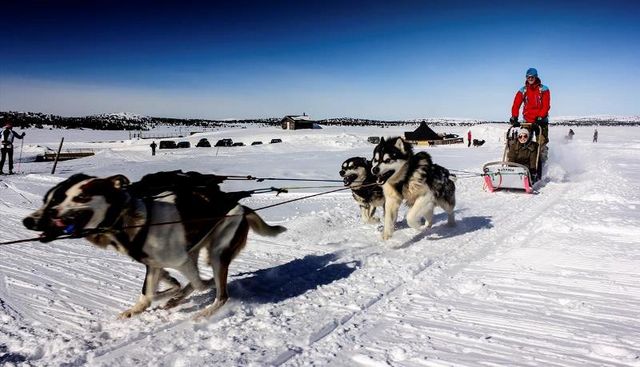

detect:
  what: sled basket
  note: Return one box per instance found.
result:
[482,161,534,194]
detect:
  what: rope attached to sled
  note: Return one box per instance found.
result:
[217,175,344,183]
[0,182,377,246]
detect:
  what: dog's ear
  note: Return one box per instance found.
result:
[67,173,94,185]
[365,159,373,169]
[394,137,406,152]
[380,137,385,144]
[108,174,130,190]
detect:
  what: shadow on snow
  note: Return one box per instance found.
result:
[182,252,358,311]
[397,214,493,249]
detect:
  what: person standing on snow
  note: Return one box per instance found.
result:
[593,128,598,143]
[467,130,472,147]
[1,122,26,175]
[150,141,157,156]
[509,68,551,146]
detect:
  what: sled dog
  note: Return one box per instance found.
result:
[371,137,456,240]
[23,170,286,319]
[472,139,486,147]
[339,157,384,224]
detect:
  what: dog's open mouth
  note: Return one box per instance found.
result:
[342,174,358,186]
[376,170,395,185]
[44,210,93,239]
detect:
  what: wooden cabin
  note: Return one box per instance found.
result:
[281,114,315,130]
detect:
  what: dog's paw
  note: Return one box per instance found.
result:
[117,297,150,319]
[193,299,227,321]
[153,286,180,300]
[407,219,424,230]
[162,296,185,310]
[193,309,214,321]
[117,309,138,319]
[382,232,393,241]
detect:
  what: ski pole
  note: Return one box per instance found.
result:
[17,138,24,174]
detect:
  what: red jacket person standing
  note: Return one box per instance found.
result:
[510,68,551,145]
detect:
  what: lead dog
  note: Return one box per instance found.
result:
[23,170,286,319]
[371,137,456,240]
[339,157,384,224]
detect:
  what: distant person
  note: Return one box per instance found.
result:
[150,141,157,156]
[568,128,575,140]
[593,128,598,143]
[1,122,26,175]
[467,130,472,147]
[510,68,551,146]
[507,128,540,182]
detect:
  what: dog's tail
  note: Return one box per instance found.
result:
[243,206,287,236]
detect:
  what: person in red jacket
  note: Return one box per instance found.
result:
[510,68,551,145]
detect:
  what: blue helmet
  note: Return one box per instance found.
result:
[526,68,538,77]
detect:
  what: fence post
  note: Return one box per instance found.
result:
[51,137,64,175]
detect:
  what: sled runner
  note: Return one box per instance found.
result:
[482,123,545,194]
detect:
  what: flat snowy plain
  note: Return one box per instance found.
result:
[0,123,638,366]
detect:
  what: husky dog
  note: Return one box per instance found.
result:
[472,139,486,147]
[371,137,456,240]
[339,157,384,224]
[23,170,286,319]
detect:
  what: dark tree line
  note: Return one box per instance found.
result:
[1,111,637,130]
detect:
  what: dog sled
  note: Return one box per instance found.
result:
[482,123,545,194]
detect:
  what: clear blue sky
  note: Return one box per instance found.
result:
[1,0,638,120]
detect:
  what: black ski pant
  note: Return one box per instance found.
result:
[0,147,14,172]
[531,117,549,145]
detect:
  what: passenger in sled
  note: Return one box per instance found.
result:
[507,128,540,183]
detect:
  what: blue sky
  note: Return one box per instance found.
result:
[1,0,638,120]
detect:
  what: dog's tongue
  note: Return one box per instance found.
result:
[377,170,394,185]
[53,218,66,228]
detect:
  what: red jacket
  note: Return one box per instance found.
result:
[511,81,551,122]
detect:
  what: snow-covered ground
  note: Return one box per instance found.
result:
[1,124,639,366]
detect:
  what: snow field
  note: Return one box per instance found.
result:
[0,124,638,366]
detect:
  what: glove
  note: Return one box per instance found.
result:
[21,132,26,137]
[510,117,520,127]
[535,117,542,123]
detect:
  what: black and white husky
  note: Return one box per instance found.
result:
[339,157,384,224]
[371,137,456,240]
[23,170,286,319]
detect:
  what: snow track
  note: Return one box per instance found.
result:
[282,178,578,366]
[86,181,574,366]
[1,125,639,366]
